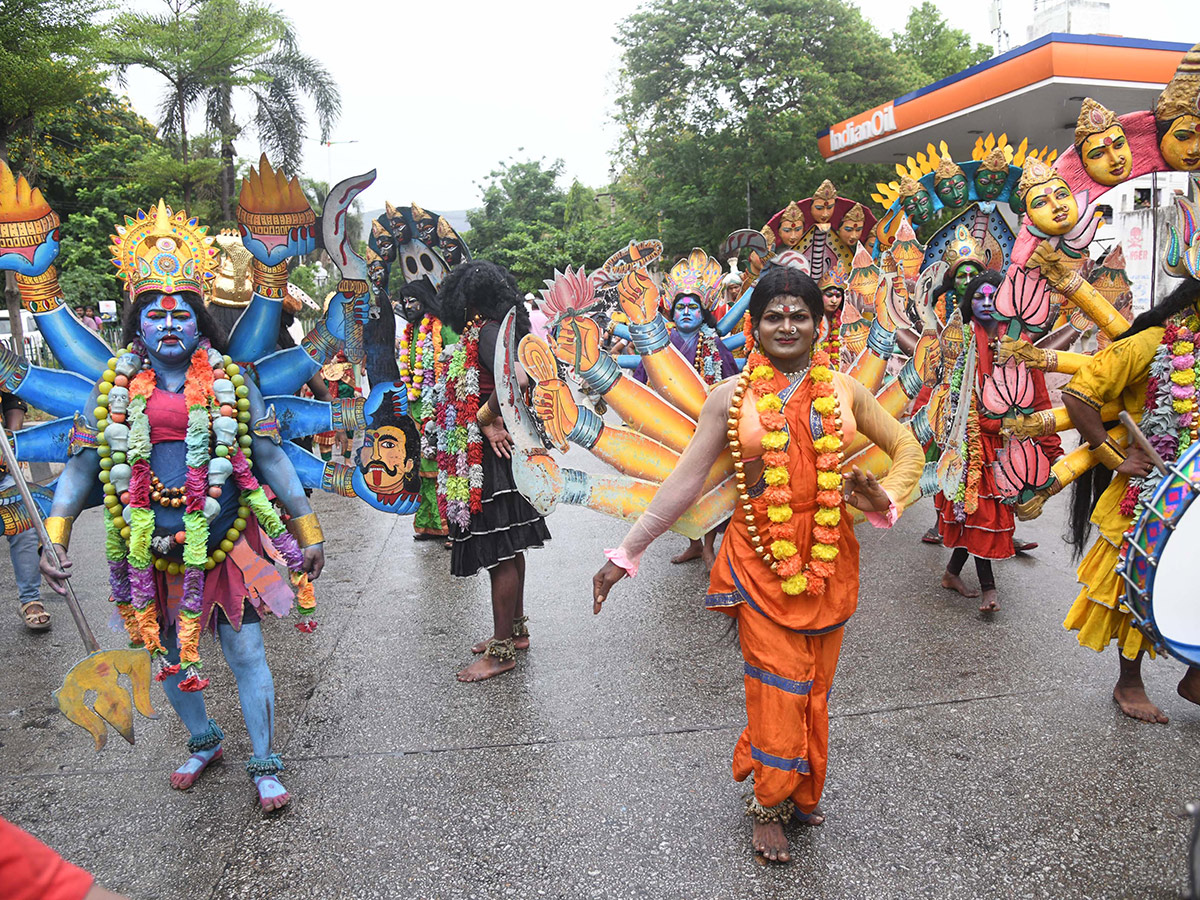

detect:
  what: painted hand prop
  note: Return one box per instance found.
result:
[0,162,60,278]
[236,155,317,270]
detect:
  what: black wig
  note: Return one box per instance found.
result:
[748,265,823,327]
[436,260,531,337]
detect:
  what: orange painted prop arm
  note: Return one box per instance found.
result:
[1027,242,1129,340]
[618,271,708,419]
[1002,399,1123,438]
[567,473,736,540]
[552,316,697,453]
[1015,424,1128,520]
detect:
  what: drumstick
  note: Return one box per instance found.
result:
[1118,411,1170,475]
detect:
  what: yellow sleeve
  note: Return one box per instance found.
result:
[1061,327,1162,409]
[843,375,924,504]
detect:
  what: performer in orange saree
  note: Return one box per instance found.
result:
[593,265,923,863]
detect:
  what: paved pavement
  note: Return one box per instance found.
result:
[0,470,1197,899]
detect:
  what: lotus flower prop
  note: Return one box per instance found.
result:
[993,437,1053,502]
[540,266,602,328]
[994,266,1053,336]
[981,358,1035,418]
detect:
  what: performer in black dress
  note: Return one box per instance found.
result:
[435,260,551,681]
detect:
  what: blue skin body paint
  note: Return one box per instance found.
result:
[44,292,319,808]
[971,283,1000,333]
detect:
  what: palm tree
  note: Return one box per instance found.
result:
[105,0,340,217]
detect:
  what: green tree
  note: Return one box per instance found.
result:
[611,0,973,260]
[105,0,339,218]
[465,158,636,293]
[893,2,993,83]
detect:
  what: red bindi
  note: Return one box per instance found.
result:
[161,296,176,310]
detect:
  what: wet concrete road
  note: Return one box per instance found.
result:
[0,484,1196,899]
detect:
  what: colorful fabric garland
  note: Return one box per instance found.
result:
[435,317,484,529]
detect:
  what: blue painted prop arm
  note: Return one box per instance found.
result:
[722,332,746,351]
[717,285,753,335]
[12,416,76,463]
[250,298,350,396]
[226,291,284,363]
[280,441,353,496]
[33,306,113,381]
[247,381,315,520]
[262,395,364,443]
[0,347,98,418]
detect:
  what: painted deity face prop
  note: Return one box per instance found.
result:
[360,424,414,497]
[973,167,1008,202]
[821,287,845,316]
[810,180,837,225]
[370,220,395,261]
[836,217,864,248]
[898,178,933,227]
[672,295,703,334]
[1161,116,1200,172]
[755,295,816,366]
[1081,127,1132,185]
[934,161,969,210]
[971,282,998,323]
[141,294,200,363]
[1026,178,1080,236]
[777,202,805,248]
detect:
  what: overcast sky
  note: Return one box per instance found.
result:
[112,0,1195,215]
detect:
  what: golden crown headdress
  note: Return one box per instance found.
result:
[812,179,838,201]
[934,159,964,181]
[842,202,865,223]
[364,246,382,265]
[943,224,984,275]
[436,216,458,241]
[760,224,777,254]
[1074,98,1121,148]
[410,202,434,224]
[1016,156,1057,201]
[110,200,216,299]
[897,175,924,198]
[780,200,804,225]
[817,262,847,293]
[371,220,390,239]
[665,248,725,310]
[210,230,253,309]
[1156,42,1200,125]
[978,147,1009,172]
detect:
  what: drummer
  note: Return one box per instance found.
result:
[1061,274,1200,723]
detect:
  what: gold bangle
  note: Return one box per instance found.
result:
[251,260,289,298]
[1091,438,1126,470]
[287,513,324,548]
[44,515,74,550]
[476,404,499,427]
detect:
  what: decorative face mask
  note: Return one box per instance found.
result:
[934,173,969,210]
[1080,126,1133,185]
[359,424,414,498]
[778,217,805,248]
[672,296,703,334]
[1160,115,1200,172]
[367,259,388,293]
[836,218,864,247]
[140,294,200,364]
[973,167,1008,201]
[1025,177,1080,236]
[810,196,836,225]
[900,187,934,227]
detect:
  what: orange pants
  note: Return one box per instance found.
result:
[731,604,845,813]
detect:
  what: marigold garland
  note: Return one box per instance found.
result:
[727,348,844,596]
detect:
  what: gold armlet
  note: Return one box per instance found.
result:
[1091,438,1126,470]
[287,513,324,548]
[251,260,289,299]
[44,516,74,549]
[476,404,499,427]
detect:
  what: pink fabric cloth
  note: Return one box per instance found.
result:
[604,546,639,578]
[147,389,189,442]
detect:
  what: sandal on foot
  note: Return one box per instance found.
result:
[20,600,51,631]
[171,748,223,790]
[254,774,290,811]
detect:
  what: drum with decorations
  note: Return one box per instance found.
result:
[1118,440,1200,666]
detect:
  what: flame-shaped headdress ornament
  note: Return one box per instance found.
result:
[110,200,217,299]
[664,248,724,311]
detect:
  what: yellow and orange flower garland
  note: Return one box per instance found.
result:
[729,347,844,596]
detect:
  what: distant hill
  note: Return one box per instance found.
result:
[361,208,471,236]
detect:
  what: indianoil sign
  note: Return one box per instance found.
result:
[828,103,897,152]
